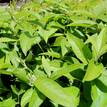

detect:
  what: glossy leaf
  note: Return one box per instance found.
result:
[86,28,107,60]
[39,28,57,43]
[0,97,16,107]
[83,60,104,82]
[34,77,80,107]
[0,37,17,43]
[29,89,45,107]
[67,33,87,64]
[20,33,40,55]
[21,88,34,107]
[91,84,107,107]
[51,63,84,80]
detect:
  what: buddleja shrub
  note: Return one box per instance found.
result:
[0,0,107,107]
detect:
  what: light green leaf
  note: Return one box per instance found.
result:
[13,68,29,83]
[20,33,40,55]
[51,63,84,80]
[21,88,34,107]
[96,28,107,53]
[91,83,107,107]
[100,44,107,57]
[86,28,107,60]
[34,77,79,107]
[83,60,104,82]
[85,34,98,60]
[40,49,60,58]
[42,56,52,77]
[42,56,59,77]
[0,97,16,107]
[29,89,45,107]
[0,7,11,21]
[97,69,107,88]
[0,37,17,43]
[11,85,19,95]
[39,28,57,43]
[67,33,87,64]
[7,50,19,67]
[54,36,68,56]
[42,56,60,77]
[67,20,96,27]
[0,70,13,75]
[64,86,80,106]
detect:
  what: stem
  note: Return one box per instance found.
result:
[38,43,44,53]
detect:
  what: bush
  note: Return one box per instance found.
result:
[0,0,107,107]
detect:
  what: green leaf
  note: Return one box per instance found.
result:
[21,88,34,107]
[34,77,80,107]
[98,70,107,87]
[85,34,98,59]
[51,63,84,80]
[67,33,87,64]
[95,70,107,89]
[42,56,59,77]
[11,85,19,95]
[39,28,57,43]
[63,86,80,106]
[29,89,45,107]
[54,36,68,56]
[20,32,40,56]
[7,50,19,67]
[67,20,96,27]
[91,83,107,107]
[13,68,29,83]
[0,97,16,107]
[85,28,107,60]
[40,49,60,58]
[0,70,13,75]
[0,37,17,43]
[83,60,104,82]
[42,56,52,77]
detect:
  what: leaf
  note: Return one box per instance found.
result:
[42,56,52,77]
[0,70,13,75]
[82,45,92,60]
[91,83,107,107]
[20,32,40,56]
[29,89,45,107]
[40,49,60,58]
[11,85,19,95]
[67,20,96,27]
[85,34,98,60]
[95,70,107,90]
[13,68,29,83]
[63,86,80,106]
[0,97,16,107]
[51,63,84,80]
[83,60,104,82]
[39,28,57,43]
[34,77,80,107]
[0,37,17,43]
[21,88,34,107]
[0,7,11,21]
[7,50,19,67]
[67,33,87,64]
[96,28,107,53]
[42,56,59,77]
[85,28,107,60]
[98,70,107,87]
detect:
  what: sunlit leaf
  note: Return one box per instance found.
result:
[34,77,80,107]
[21,88,34,107]
[83,60,104,82]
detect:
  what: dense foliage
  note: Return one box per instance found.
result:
[0,0,107,107]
